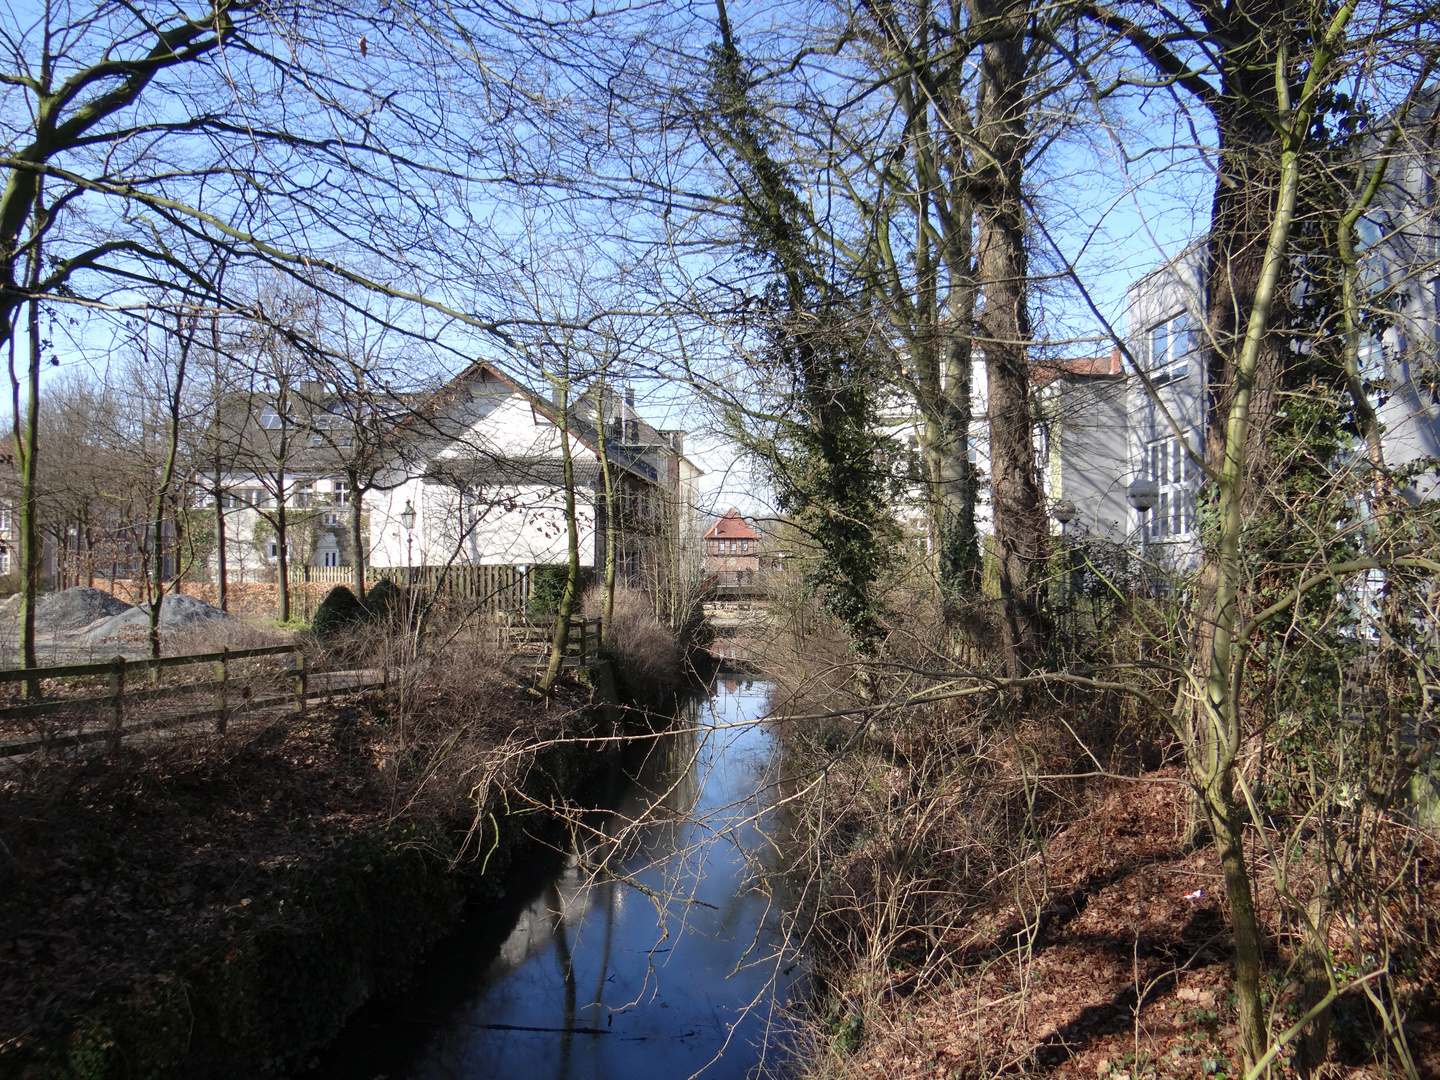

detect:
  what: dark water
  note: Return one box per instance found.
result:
[317,679,799,1080]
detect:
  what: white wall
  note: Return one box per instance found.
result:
[369,477,597,569]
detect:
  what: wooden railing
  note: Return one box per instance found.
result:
[0,645,377,758]
[496,617,602,664]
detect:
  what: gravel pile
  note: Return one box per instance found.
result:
[83,594,229,644]
[35,587,135,631]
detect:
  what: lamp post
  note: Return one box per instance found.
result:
[1126,480,1159,595]
[399,500,415,581]
[1052,500,1076,637]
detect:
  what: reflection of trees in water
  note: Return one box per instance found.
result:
[549,881,577,1080]
[412,685,803,1080]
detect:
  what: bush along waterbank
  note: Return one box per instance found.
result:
[0,651,638,1079]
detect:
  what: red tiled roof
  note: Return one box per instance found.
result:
[703,508,760,541]
[1032,347,1123,388]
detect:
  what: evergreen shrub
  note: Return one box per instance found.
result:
[311,586,367,643]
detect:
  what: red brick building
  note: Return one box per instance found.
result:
[702,508,760,586]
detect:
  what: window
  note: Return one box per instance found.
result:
[309,433,325,447]
[268,541,278,558]
[741,540,749,553]
[1149,312,1201,380]
[259,407,285,429]
[0,508,11,532]
[0,548,9,574]
[322,550,340,567]
[333,480,349,506]
[1148,433,1200,538]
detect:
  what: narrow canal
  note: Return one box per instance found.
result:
[312,679,800,1080]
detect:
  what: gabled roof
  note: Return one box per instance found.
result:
[703,508,760,541]
[400,360,675,487]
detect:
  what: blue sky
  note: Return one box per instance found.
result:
[5,0,1223,519]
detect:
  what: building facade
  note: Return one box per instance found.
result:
[368,364,701,590]
[701,508,761,587]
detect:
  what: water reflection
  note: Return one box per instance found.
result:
[407,680,798,1080]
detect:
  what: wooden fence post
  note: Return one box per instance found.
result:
[214,647,229,734]
[293,645,307,717]
[108,656,126,754]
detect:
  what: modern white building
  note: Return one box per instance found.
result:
[1049,197,1440,572]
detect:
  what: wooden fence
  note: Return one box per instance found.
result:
[362,564,533,612]
[0,645,376,758]
[0,611,607,758]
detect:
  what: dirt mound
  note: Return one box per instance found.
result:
[82,594,229,644]
[35,587,135,631]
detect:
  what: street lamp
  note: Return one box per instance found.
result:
[1126,480,1159,594]
[399,500,415,575]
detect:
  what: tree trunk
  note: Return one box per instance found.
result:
[149,323,189,660]
[1212,796,1266,1061]
[541,381,580,693]
[350,483,366,599]
[17,200,44,697]
[210,319,229,613]
[596,391,617,643]
[967,0,1049,674]
[935,318,979,597]
[1188,45,1327,1056]
[275,478,290,623]
[214,476,228,612]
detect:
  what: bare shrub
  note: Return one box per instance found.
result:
[162,616,290,655]
[582,585,682,692]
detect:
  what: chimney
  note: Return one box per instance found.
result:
[1110,345,1122,375]
[624,386,638,444]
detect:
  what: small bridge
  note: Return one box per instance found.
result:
[701,592,773,669]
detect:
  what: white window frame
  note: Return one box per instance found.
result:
[1149,311,1201,381]
[1148,433,1200,539]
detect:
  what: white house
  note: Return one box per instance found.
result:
[368,362,702,584]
